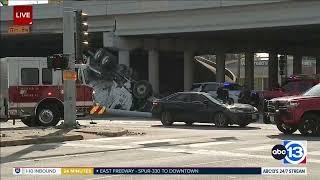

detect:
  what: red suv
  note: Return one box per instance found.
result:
[266,83,320,136]
[262,74,320,123]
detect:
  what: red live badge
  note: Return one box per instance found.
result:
[13,6,33,25]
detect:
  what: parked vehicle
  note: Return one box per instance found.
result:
[151,92,259,127]
[266,83,320,136]
[0,57,94,127]
[261,74,320,123]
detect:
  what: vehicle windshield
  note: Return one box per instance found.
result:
[191,84,202,91]
[205,94,224,105]
[304,84,320,96]
[282,81,314,92]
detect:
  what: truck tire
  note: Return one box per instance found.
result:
[36,104,60,126]
[21,116,38,127]
[276,122,297,134]
[298,113,319,136]
[133,80,152,99]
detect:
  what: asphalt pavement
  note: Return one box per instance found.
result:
[1,119,319,180]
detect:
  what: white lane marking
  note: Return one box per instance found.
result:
[132,139,179,144]
[187,141,233,147]
[238,145,271,151]
[85,136,135,142]
[62,143,134,149]
[308,151,320,156]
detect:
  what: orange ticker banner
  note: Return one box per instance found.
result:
[63,70,77,81]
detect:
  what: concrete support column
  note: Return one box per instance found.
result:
[148,49,159,94]
[184,51,194,91]
[118,49,130,66]
[316,56,320,74]
[268,52,278,90]
[245,52,254,90]
[216,51,226,83]
[293,53,302,75]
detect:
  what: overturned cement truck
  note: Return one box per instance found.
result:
[86,48,154,112]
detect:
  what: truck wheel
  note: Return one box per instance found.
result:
[298,113,319,136]
[133,80,152,99]
[21,116,38,127]
[36,104,60,126]
[161,111,173,126]
[276,123,297,134]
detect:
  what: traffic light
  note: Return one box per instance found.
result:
[47,54,69,70]
[75,10,89,62]
[279,55,286,76]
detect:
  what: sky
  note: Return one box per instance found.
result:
[8,0,48,5]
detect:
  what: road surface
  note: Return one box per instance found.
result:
[1,119,319,180]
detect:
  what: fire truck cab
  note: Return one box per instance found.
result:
[0,57,94,127]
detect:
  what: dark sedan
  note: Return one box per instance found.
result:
[151,92,259,127]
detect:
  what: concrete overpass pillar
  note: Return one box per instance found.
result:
[148,49,159,94]
[118,49,130,67]
[216,51,226,83]
[316,56,320,74]
[268,52,278,90]
[293,53,302,75]
[245,52,254,90]
[184,51,194,91]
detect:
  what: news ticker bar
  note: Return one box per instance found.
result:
[13,167,307,175]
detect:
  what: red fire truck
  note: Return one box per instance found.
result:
[0,57,94,127]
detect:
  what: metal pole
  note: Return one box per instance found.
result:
[63,1,77,128]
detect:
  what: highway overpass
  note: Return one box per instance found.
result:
[1,0,320,93]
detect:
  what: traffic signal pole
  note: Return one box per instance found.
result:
[63,1,77,128]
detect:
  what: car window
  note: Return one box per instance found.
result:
[282,81,296,92]
[191,94,208,102]
[42,68,52,85]
[21,68,39,85]
[304,84,320,96]
[205,94,224,105]
[191,84,202,91]
[296,81,314,92]
[203,84,219,91]
[169,93,190,102]
[283,81,314,92]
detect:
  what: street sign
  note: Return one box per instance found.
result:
[63,70,77,81]
[8,25,30,34]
